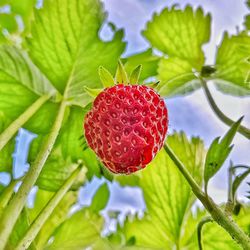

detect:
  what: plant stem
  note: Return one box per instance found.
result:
[0,95,50,151]
[15,165,83,250]
[0,179,19,217]
[200,78,250,139]
[0,100,67,250]
[225,162,234,215]
[164,144,250,250]
[197,216,213,250]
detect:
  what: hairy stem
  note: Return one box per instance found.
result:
[164,144,250,250]
[0,95,50,151]
[0,100,67,250]
[15,166,83,250]
[200,78,250,139]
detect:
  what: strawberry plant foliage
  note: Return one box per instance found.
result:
[214,32,250,96]
[119,133,205,248]
[143,6,211,96]
[0,1,250,249]
[23,0,125,190]
[141,5,250,98]
[0,0,125,190]
[204,117,243,191]
[124,49,160,82]
[27,0,125,106]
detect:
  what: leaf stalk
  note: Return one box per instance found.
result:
[15,165,83,250]
[0,99,67,250]
[200,77,250,139]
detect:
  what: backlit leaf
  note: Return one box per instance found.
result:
[143,6,211,96]
[215,32,250,96]
[28,189,78,249]
[122,132,206,248]
[143,6,211,68]
[90,182,110,213]
[46,209,104,250]
[124,49,160,81]
[158,57,199,96]
[27,0,125,106]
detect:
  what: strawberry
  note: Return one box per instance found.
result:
[84,83,168,174]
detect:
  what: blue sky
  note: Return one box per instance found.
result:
[0,0,249,229]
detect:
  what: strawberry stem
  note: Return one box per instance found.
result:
[0,99,67,249]
[15,165,84,250]
[200,77,250,140]
[0,178,20,218]
[164,143,250,250]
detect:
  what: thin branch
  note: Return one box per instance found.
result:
[200,78,250,139]
[197,216,213,250]
[15,165,83,250]
[0,100,67,250]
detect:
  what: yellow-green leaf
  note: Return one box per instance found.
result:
[143,6,211,68]
[215,32,250,96]
[123,132,206,249]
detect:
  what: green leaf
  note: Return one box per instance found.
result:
[99,66,115,88]
[124,49,160,81]
[232,167,250,199]
[46,209,104,250]
[0,45,57,97]
[0,13,18,32]
[10,0,36,24]
[122,132,206,248]
[157,57,199,96]
[0,183,4,195]
[143,6,211,68]
[0,45,60,137]
[129,65,142,85]
[0,114,15,172]
[36,155,79,192]
[116,60,129,84]
[204,117,243,188]
[90,183,110,213]
[24,102,60,134]
[214,32,250,96]
[27,0,125,106]
[244,15,250,30]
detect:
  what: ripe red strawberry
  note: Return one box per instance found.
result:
[84,84,168,174]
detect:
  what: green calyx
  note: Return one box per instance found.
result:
[85,60,142,98]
